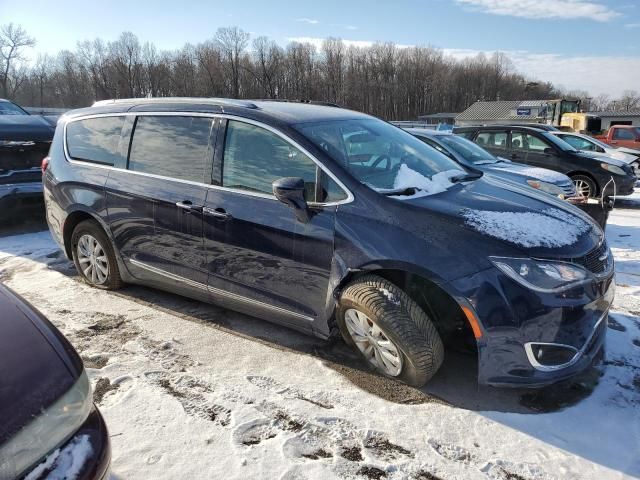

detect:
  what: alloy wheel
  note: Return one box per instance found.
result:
[344,308,403,376]
[573,178,592,198]
[76,234,109,285]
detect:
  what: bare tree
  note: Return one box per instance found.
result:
[0,23,35,98]
[214,27,249,98]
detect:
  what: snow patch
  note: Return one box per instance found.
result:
[379,288,400,305]
[515,166,570,183]
[25,435,93,480]
[392,165,463,199]
[462,207,591,248]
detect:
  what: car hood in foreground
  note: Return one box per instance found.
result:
[397,175,602,260]
[0,115,55,142]
[0,285,81,444]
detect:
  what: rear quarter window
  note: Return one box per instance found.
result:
[66,116,126,166]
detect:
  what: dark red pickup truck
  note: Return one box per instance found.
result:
[594,125,640,151]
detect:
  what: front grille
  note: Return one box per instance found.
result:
[572,241,611,275]
[0,141,50,173]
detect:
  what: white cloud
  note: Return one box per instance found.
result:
[331,23,358,30]
[454,0,620,21]
[295,18,319,25]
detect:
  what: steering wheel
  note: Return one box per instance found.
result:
[371,155,392,170]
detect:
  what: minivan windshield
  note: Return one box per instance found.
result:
[295,118,465,191]
[437,134,498,165]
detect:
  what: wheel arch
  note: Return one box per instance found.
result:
[333,263,478,351]
[566,171,599,195]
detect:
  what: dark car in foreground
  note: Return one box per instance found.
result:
[454,124,636,198]
[0,284,110,479]
[0,99,54,222]
[44,98,613,387]
[405,128,577,198]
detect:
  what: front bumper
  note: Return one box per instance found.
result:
[603,175,636,196]
[449,266,614,387]
[22,407,111,480]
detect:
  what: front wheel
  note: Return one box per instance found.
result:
[71,220,123,290]
[336,275,444,387]
[571,174,597,198]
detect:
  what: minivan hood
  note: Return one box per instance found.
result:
[0,285,79,443]
[0,115,55,142]
[399,175,602,259]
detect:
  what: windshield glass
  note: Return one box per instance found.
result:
[583,136,610,150]
[0,101,28,115]
[438,134,498,165]
[541,131,577,152]
[295,118,464,191]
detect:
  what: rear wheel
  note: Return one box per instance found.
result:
[337,275,444,387]
[71,220,123,290]
[571,174,597,198]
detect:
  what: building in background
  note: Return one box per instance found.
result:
[586,111,640,130]
[455,100,549,126]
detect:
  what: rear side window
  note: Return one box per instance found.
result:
[66,116,126,166]
[475,131,507,150]
[128,116,214,183]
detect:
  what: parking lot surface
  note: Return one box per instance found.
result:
[1,197,639,480]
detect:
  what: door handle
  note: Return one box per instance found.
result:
[203,207,232,220]
[176,200,203,213]
[511,153,519,159]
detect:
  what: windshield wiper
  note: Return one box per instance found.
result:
[451,172,482,183]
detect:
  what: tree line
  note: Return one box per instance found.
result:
[1,23,637,119]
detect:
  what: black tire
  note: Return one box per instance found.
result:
[336,274,444,387]
[571,174,597,198]
[71,220,123,290]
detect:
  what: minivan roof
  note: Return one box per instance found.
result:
[64,97,371,125]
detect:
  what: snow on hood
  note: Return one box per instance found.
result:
[391,165,463,199]
[502,165,569,184]
[461,207,591,248]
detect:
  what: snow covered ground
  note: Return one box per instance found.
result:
[1,197,639,480]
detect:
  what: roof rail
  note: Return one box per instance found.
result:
[91,97,259,109]
[256,98,342,108]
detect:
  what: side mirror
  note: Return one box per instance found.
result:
[272,177,310,223]
[543,147,555,155]
[597,146,605,153]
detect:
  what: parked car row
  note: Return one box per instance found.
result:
[454,124,637,198]
[1,98,625,479]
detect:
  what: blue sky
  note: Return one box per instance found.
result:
[2,0,638,96]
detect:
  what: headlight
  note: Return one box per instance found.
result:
[0,372,92,479]
[490,257,589,292]
[600,163,626,176]
[526,179,565,197]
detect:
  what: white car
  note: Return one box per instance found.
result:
[551,131,639,177]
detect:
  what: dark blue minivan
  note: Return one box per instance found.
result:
[44,98,614,387]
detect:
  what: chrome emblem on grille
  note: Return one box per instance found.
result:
[598,250,609,262]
